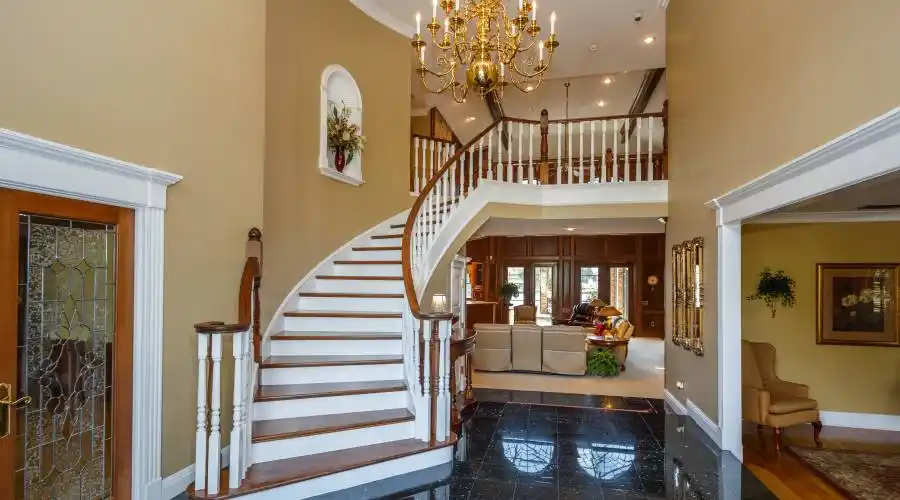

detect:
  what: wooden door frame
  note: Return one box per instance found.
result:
[0,188,134,499]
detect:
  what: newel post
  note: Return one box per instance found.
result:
[539,109,549,184]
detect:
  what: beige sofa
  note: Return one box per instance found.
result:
[511,325,542,371]
[473,323,588,375]
[541,326,587,375]
[472,323,512,371]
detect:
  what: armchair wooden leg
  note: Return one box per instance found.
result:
[812,420,823,448]
[774,428,783,452]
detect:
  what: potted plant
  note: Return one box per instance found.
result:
[499,282,520,309]
[326,103,366,173]
[746,268,796,318]
[587,349,620,377]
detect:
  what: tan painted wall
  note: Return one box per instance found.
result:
[0,0,266,476]
[262,1,413,324]
[742,223,900,415]
[666,0,900,421]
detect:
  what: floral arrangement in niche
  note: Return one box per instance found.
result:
[326,102,366,173]
[746,268,796,318]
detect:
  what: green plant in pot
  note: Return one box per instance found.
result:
[746,267,796,318]
[499,282,520,309]
[587,349,620,377]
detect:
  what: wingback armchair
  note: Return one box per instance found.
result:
[742,340,822,450]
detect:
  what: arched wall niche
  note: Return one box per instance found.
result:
[319,64,364,186]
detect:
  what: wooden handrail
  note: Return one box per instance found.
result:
[194,228,263,363]
[546,111,664,125]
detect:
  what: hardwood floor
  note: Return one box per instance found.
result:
[743,422,900,499]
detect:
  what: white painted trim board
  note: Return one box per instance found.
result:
[161,446,230,500]
[664,389,687,414]
[821,411,900,432]
[687,399,722,448]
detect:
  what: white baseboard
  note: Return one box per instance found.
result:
[161,446,230,500]
[821,411,900,432]
[664,390,687,415]
[686,399,722,448]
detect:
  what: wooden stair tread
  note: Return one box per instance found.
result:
[188,436,457,499]
[260,354,403,368]
[252,408,413,442]
[296,291,403,298]
[332,260,401,265]
[371,234,402,239]
[271,331,401,340]
[255,380,406,402]
[284,310,402,318]
[316,275,402,281]
[351,246,401,251]
[389,223,405,229]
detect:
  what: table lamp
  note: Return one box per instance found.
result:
[432,293,449,313]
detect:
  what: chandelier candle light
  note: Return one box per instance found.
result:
[412,0,559,103]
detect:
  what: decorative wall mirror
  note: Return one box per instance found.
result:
[671,237,705,356]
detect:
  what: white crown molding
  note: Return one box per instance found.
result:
[0,128,181,500]
[751,209,900,224]
[350,0,416,37]
[707,106,900,225]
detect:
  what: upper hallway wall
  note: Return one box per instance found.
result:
[0,0,266,476]
[666,0,900,421]
[262,0,413,325]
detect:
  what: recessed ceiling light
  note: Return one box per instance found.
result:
[597,100,606,107]
[465,116,476,122]
[526,85,534,91]
[564,227,576,232]
[589,44,599,52]
[602,76,613,85]
[643,36,656,45]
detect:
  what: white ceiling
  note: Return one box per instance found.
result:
[356,0,667,142]
[472,217,665,238]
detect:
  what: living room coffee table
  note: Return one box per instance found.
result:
[585,335,629,372]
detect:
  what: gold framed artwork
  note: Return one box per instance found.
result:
[816,263,900,347]
[671,237,705,356]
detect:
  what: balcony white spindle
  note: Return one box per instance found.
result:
[229,330,246,489]
[413,137,421,194]
[579,121,584,184]
[194,334,209,491]
[449,147,455,209]
[429,139,436,179]
[601,121,608,183]
[648,117,655,181]
[637,117,643,182]
[613,119,619,182]
[497,125,504,182]
[517,122,523,183]
[556,123,562,185]
[460,154,467,202]
[529,123,535,184]
[507,126,513,183]
[487,130,493,181]
[467,148,474,193]
[591,120,597,184]
[567,122,573,185]
[206,335,223,494]
[425,191,432,249]
[478,137,485,182]
[624,120,631,182]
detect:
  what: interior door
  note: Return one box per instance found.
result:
[0,189,133,499]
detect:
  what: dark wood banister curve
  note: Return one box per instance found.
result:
[195,228,263,364]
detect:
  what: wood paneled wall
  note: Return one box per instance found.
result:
[465,234,666,338]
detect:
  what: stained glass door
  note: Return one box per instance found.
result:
[0,189,133,500]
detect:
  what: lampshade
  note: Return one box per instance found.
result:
[432,293,448,313]
[598,306,622,317]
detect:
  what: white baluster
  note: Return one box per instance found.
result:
[425,192,432,249]
[613,119,619,182]
[466,147,474,193]
[242,325,253,480]
[230,330,245,489]
[579,121,584,184]
[422,320,432,441]
[460,154,467,201]
[528,123,535,184]
[478,137,485,181]
[487,130,493,181]
[648,117,655,181]
[194,334,209,491]
[507,126,513,183]
[428,139,436,179]
[497,125,504,182]
[437,320,450,442]
[602,120,608,182]
[517,122,523,183]
[637,117,643,181]
[207,335,223,494]
[590,121,596,183]
[413,137,421,194]
[556,123,562,185]
[567,121,574,184]
[449,148,455,209]
[625,118,631,182]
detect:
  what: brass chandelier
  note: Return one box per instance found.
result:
[412,0,559,103]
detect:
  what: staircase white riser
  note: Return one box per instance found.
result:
[261,364,403,385]
[253,391,407,421]
[283,316,401,332]
[269,338,402,356]
[313,279,404,294]
[251,421,415,464]
[332,264,403,276]
[341,250,400,261]
[296,296,404,312]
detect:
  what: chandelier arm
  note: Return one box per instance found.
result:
[418,68,457,95]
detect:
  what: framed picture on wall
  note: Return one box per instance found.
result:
[816,263,900,346]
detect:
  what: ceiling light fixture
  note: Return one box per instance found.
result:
[564,227,576,232]
[465,116,476,122]
[525,84,534,91]
[602,76,613,85]
[597,100,606,107]
[643,36,656,45]
[412,1,560,104]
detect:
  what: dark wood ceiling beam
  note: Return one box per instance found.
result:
[619,68,665,142]
[486,90,509,150]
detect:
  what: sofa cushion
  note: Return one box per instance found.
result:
[769,397,818,415]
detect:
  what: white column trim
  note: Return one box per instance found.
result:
[0,128,182,500]
[716,223,742,461]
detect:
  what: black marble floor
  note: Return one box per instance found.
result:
[380,389,778,500]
